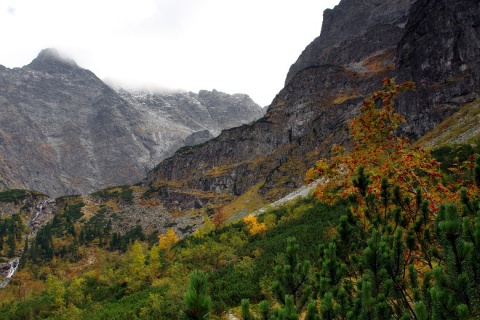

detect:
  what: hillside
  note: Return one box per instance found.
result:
[1,0,478,245]
[1,77,480,319]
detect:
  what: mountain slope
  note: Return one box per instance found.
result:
[0,49,263,197]
[141,0,480,220]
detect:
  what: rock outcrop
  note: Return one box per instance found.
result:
[0,49,264,197]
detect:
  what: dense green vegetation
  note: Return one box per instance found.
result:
[0,214,24,258]
[0,189,42,204]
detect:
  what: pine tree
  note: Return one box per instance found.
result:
[258,300,271,320]
[316,242,349,318]
[305,300,320,320]
[475,157,480,188]
[274,295,298,320]
[272,237,312,312]
[429,203,480,319]
[7,233,15,257]
[241,299,255,320]
[182,270,212,320]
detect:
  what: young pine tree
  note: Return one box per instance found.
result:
[182,270,212,320]
[272,237,312,313]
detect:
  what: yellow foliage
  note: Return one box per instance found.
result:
[243,215,267,235]
[147,244,161,281]
[45,274,66,308]
[159,228,179,251]
[66,278,86,306]
[158,228,179,262]
[120,241,148,293]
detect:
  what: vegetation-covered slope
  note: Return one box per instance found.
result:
[1,80,480,319]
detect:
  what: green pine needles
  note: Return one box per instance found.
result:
[183,270,212,320]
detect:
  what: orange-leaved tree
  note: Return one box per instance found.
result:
[307,78,479,222]
[304,78,480,319]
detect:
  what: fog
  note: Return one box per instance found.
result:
[0,0,340,107]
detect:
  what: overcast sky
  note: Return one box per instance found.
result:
[0,0,340,107]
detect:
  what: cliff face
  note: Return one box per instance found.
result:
[285,0,415,84]
[396,0,480,138]
[0,49,263,197]
[144,0,480,215]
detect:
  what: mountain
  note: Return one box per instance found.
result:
[0,48,264,197]
[140,0,480,220]
[1,0,479,236]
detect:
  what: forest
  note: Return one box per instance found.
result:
[1,79,480,319]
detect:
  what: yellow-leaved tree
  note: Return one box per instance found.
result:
[158,228,179,262]
[243,215,267,235]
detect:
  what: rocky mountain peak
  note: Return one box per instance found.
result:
[26,48,79,74]
[285,0,414,85]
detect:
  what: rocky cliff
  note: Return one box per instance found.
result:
[0,49,264,197]
[142,0,480,218]
[285,0,415,84]
[396,0,480,138]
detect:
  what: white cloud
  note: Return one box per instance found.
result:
[0,0,340,106]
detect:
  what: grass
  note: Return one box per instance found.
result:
[415,98,480,147]
[222,181,267,222]
[331,91,360,105]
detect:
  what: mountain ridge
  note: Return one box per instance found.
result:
[0,51,264,197]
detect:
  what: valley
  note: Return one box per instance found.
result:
[0,0,480,318]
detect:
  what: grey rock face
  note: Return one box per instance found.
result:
[184,130,214,146]
[0,49,263,197]
[396,0,480,138]
[285,0,415,84]
[1,49,147,197]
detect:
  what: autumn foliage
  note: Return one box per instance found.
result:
[243,215,267,235]
[3,79,480,319]
[307,78,479,216]
[303,78,480,319]
[158,228,179,261]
